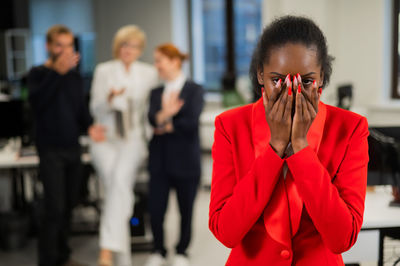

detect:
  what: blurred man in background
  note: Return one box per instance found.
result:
[27,24,104,266]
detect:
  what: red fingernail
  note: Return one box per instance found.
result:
[288,86,292,96]
[277,79,282,86]
[298,84,301,93]
[318,87,322,94]
[313,80,317,86]
[286,74,290,81]
[297,73,300,79]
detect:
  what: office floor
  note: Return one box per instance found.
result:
[0,188,230,266]
[0,154,400,266]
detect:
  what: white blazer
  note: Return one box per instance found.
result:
[90,60,159,141]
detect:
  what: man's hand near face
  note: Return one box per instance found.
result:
[51,51,80,75]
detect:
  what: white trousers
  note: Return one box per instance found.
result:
[90,137,145,264]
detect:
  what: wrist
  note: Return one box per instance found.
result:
[157,110,171,126]
[292,139,308,153]
[159,110,168,121]
[269,140,287,158]
[53,67,67,75]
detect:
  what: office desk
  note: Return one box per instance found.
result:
[0,152,91,169]
[363,187,400,266]
[343,186,400,266]
[0,150,92,210]
[0,151,39,210]
[0,148,152,246]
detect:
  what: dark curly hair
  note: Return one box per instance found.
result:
[250,15,334,97]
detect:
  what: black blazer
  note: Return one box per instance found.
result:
[148,80,204,179]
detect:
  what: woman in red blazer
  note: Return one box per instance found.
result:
[209,16,369,265]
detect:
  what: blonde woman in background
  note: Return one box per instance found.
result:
[89,25,158,266]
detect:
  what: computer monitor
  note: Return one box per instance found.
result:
[368,127,400,186]
[0,100,24,140]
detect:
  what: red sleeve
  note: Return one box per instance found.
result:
[286,117,369,254]
[209,116,285,248]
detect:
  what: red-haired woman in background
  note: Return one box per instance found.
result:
[145,43,204,266]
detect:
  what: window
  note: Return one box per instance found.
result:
[191,0,262,91]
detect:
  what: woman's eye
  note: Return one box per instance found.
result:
[302,79,313,87]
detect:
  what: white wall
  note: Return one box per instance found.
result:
[93,0,171,64]
[93,0,190,67]
[263,0,400,126]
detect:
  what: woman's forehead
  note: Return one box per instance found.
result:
[265,43,320,74]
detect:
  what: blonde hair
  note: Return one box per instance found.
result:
[112,25,146,59]
[46,24,73,44]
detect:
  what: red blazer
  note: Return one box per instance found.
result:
[209,99,369,266]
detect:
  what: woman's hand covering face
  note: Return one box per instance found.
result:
[263,75,293,157]
[260,43,322,155]
[291,73,319,152]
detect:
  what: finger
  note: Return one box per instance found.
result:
[296,73,303,93]
[97,124,106,131]
[271,81,286,114]
[295,87,302,120]
[301,93,309,119]
[262,89,267,107]
[293,76,298,93]
[117,88,126,95]
[171,91,180,100]
[70,56,79,67]
[283,85,293,121]
[72,55,80,65]
[306,99,317,118]
[296,74,304,98]
[311,80,319,112]
[276,85,288,118]
[266,79,282,111]
[273,78,283,100]
[176,95,183,104]
[72,53,80,61]
[296,73,312,103]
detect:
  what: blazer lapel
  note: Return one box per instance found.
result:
[252,99,291,248]
[178,81,190,101]
[251,98,327,246]
[156,87,165,111]
[286,101,326,236]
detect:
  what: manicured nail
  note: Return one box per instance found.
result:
[285,74,291,82]
[318,87,322,94]
[288,86,292,96]
[277,79,282,87]
[297,73,302,82]
[298,84,301,94]
[313,80,317,87]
